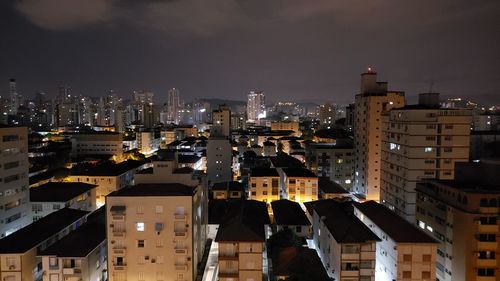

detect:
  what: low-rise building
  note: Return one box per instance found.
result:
[0,208,89,281]
[271,199,311,238]
[106,183,207,281]
[69,132,123,160]
[318,177,351,200]
[215,200,270,281]
[353,201,438,281]
[310,200,380,280]
[281,168,318,203]
[30,182,97,221]
[68,160,145,207]
[272,247,329,281]
[248,168,280,203]
[39,208,107,281]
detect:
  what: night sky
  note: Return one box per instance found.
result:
[1,0,500,104]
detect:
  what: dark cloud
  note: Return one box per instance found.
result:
[3,0,500,104]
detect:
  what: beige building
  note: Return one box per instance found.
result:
[0,208,89,281]
[353,69,405,201]
[281,168,318,203]
[271,121,301,136]
[0,126,30,238]
[68,160,145,207]
[416,161,500,281]
[69,132,123,160]
[106,183,207,281]
[354,201,438,281]
[214,200,270,281]
[380,93,472,221]
[249,168,281,203]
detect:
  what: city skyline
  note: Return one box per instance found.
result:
[1,1,500,104]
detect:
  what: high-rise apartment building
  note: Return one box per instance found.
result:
[106,183,206,281]
[212,105,231,138]
[0,126,30,237]
[133,90,154,105]
[415,162,500,281]
[318,103,336,129]
[353,69,405,201]
[8,79,18,115]
[380,93,471,221]
[166,88,181,124]
[247,91,266,122]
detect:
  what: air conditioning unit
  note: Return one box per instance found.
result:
[145,256,149,260]
[151,259,156,263]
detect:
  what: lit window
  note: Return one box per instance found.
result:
[389,143,397,150]
[418,220,425,229]
[426,225,433,232]
[345,179,351,184]
[136,222,145,232]
[424,147,433,153]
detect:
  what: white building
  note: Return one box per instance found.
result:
[106,183,207,281]
[309,199,380,280]
[247,91,266,123]
[30,182,97,221]
[0,208,89,281]
[0,126,30,238]
[353,201,438,281]
[353,69,405,201]
[380,93,472,221]
[40,209,107,281]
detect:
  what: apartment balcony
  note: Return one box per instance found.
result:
[360,251,376,260]
[476,258,498,267]
[175,247,188,255]
[359,268,374,276]
[477,241,498,250]
[219,252,239,260]
[175,230,188,238]
[62,268,82,275]
[477,277,496,281]
[478,224,499,233]
[341,253,360,260]
[112,229,126,237]
[340,270,359,277]
[113,247,126,255]
[219,272,239,278]
[175,214,187,220]
[175,264,188,271]
[479,207,499,214]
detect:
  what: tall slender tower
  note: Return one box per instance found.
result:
[166,88,180,124]
[353,68,405,201]
[247,91,266,122]
[9,79,18,115]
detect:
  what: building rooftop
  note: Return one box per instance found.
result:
[311,200,380,243]
[30,182,97,202]
[250,168,279,177]
[107,183,197,197]
[178,154,201,164]
[269,153,304,168]
[354,201,437,243]
[272,247,330,280]
[214,200,270,242]
[39,209,105,257]
[318,177,349,194]
[212,181,245,192]
[70,160,145,177]
[0,208,89,254]
[271,200,311,226]
[282,168,316,178]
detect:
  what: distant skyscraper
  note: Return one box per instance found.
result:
[247,91,266,122]
[133,90,154,105]
[165,88,181,124]
[8,79,19,115]
[353,68,405,202]
[318,102,336,129]
[212,104,231,137]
